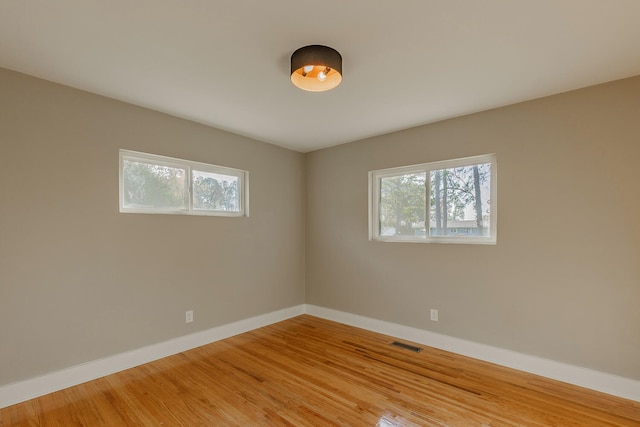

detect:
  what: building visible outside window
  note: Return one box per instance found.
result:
[369,154,496,244]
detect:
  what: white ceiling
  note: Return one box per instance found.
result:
[2,1,640,152]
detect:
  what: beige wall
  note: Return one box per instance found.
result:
[306,76,640,380]
[2,66,639,387]
[0,68,306,386]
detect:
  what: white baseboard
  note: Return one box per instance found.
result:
[2,303,638,409]
[304,304,640,402]
[0,305,305,409]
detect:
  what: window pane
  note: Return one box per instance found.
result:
[122,160,187,210]
[429,163,491,237]
[192,170,240,212]
[379,172,426,237]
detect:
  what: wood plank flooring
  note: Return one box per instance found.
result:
[1,315,639,426]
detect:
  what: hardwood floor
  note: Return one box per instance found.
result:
[1,315,639,426]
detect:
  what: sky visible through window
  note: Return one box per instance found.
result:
[378,162,492,239]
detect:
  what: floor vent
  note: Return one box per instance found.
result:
[391,341,423,352]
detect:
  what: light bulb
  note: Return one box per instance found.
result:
[317,69,327,82]
[303,65,314,73]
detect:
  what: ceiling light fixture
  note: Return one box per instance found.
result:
[290,45,342,92]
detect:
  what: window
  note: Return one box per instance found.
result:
[119,150,248,217]
[369,154,496,244]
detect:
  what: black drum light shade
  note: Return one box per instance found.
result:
[290,45,342,92]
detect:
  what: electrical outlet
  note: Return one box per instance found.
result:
[185,310,194,323]
[430,309,439,322]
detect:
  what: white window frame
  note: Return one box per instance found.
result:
[119,149,249,217]
[368,154,497,244]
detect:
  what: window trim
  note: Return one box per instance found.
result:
[368,154,497,244]
[119,149,249,217]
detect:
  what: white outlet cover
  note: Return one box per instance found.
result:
[430,309,438,322]
[186,310,194,323]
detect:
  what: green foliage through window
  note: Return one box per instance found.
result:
[192,170,239,212]
[120,150,248,217]
[123,161,187,210]
[370,154,496,244]
[380,173,426,237]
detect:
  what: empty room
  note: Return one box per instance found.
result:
[1,1,639,426]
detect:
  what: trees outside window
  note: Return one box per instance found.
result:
[369,154,496,244]
[120,150,248,217]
